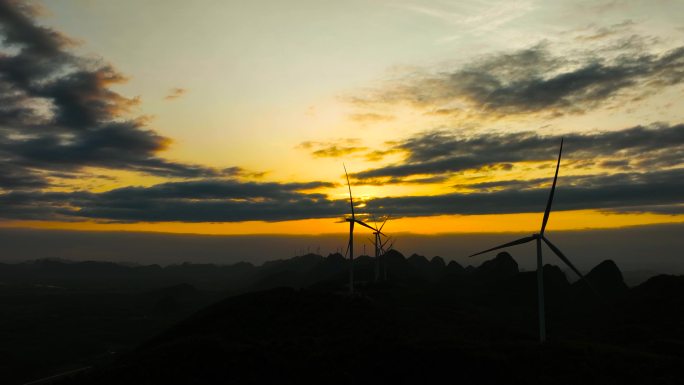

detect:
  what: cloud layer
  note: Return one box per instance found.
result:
[0,0,226,191]
[353,123,684,180]
[0,179,340,222]
[0,166,681,222]
[351,42,684,118]
[0,1,682,224]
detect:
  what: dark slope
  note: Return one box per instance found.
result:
[58,253,684,385]
[63,284,684,385]
[0,259,258,291]
[5,252,684,385]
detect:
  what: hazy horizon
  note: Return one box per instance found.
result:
[1,223,681,276]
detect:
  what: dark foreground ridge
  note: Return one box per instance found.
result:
[3,251,684,384]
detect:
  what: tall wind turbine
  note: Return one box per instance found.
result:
[468,138,597,343]
[343,164,381,294]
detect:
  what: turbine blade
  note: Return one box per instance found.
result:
[379,216,389,232]
[468,236,536,257]
[542,236,601,298]
[381,236,392,249]
[354,219,380,233]
[343,163,355,219]
[540,138,563,235]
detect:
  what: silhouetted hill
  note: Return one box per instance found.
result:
[543,264,571,289]
[0,251,637,299]
[446,260,466,276]
[261,253,323,272]
[383,249,405,260]
[63,280,684,385]
[574,259,628,299]
[431,255,446,268]
[407,253,430,269]
[0,259,256,292]
[7,251,684,385]
[408,253,443,281]
[475,251,519,280]
[627,275,684,333]
[306,253,348,287]
[634,274,684,299]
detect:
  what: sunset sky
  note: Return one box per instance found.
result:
[1,0,683,237]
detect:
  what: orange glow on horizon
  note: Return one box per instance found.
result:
[1,210,682,236]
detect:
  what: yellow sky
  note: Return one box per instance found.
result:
[1,1,683,236]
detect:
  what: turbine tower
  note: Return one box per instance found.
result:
[468,138,597,343]
[380,236,394,281]
[343,164,381,294]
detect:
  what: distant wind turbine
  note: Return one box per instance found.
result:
[380,236,394,281]
[468,138,598,343]
[372,216,389,282]
[343,164,382,294]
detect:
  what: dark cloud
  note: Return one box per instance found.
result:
[312,145,368,158]
[464,169,682,192]
[297,138,369,159]
[0,162,47,189]
[0,0,227,191]
[609,204,684,215]
[354,123,684,180]
[0,179,341,222]
[352,42,684,117]
[298,138,403,162]
[574,20,636,42]
[97,179,334,201]
[0,0,72,84]
[222,166,267,179]
[464,177,551,192]
[363,168,684,217]
[359,175,451,186]
[35,65,138,129]
[0,168,681,223]
[164,87,186,101]
[363,147,402,162]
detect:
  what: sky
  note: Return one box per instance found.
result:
[0,0,683,245]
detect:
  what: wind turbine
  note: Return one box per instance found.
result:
[368,217,394,282]
[468,138,597,343]
[380,236,394,281]
[343,164,382,294]
[372,217,389,282]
